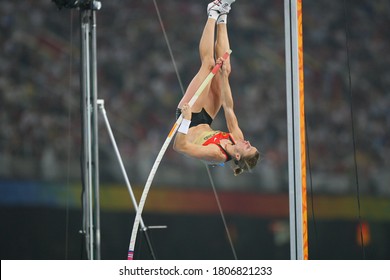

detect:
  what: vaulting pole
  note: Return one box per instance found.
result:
[284,0,308,260]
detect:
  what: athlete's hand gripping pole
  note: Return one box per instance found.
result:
[127,50,232,260]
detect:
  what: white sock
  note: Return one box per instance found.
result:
[217,14,227,24]
[208,10,219,20]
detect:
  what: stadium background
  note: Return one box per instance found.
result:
[1,0,389,259]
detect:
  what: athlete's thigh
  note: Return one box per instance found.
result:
[177,66,213,113]
[204,73,222,118]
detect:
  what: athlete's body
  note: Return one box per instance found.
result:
[173,0,259,175]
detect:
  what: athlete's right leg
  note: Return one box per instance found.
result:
[207,1,235,117]
[177,16,217,113]
[177,0,235,115]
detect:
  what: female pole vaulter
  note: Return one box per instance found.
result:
[174,0,259,175]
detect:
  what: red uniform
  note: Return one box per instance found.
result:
[202,132,235,162]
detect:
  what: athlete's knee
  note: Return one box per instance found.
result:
[201,57,216,71]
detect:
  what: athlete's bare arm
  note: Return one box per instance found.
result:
[173,103,226,162]
[218,58,244,141]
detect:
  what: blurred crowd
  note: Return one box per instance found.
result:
[0,0,389,195]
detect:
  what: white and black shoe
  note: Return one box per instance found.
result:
[207,0,236,16]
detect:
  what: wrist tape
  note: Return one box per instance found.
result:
[178,118,191,134]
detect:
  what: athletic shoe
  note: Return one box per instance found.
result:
[207,0,236,15]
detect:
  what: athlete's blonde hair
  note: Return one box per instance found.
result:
[231,150,260,176]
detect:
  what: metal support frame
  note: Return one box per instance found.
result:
[52,0,162,260]
[284,0,308,260]
[52,0,102,261]
[79,1,102,260]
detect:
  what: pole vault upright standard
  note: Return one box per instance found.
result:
[52,0,102,260]
[80,1,102,260]
[284,0,308,260]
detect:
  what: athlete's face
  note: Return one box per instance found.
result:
[235,139,258,159]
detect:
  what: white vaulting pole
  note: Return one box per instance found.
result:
[127,50,232,260]
[284,0,308,259]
